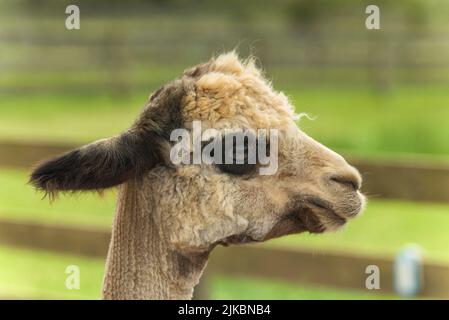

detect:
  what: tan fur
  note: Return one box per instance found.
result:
[182,53,295,131]
[46,52,364,300]
[100,52,365,299]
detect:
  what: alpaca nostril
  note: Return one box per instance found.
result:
[330,175,360,191]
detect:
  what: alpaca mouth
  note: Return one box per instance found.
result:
[302,198,349,233]
[219,233,258,246]
[303,191,365,233]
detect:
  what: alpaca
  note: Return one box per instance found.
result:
[30,52,365,299]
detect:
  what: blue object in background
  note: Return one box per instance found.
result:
[393,244,423,298]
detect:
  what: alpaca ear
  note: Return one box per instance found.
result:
[29,130,163,196]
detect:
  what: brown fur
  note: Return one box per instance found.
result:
[30,52,365,299]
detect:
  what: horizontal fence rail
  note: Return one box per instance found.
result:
[208,246,449,299]
[1,140,448,203]
[350,157,449,203]
[0,218,448,299]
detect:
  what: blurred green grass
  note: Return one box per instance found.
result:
[1,0,448,301]
[211,276,396,300]
[0,245,395,299]
[1,168,449,262]
[0,245,104,299]
[1,85,448,299]
[0,168,115,227]
[1,86,448,156]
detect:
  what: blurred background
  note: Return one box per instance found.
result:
[0,0,448,299]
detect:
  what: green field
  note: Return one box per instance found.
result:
[0,245,397,300]
[1,167,449,262]
[1,83,449,298]
[1,0,448,301]
[1,86,449,157]
[1,165,448,298]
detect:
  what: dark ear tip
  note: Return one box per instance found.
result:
[29,161,60,197]
[29,166,43,189]
[28,171,46,190]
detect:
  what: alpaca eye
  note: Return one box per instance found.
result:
[216,133,258,176]
[217,160,257,175]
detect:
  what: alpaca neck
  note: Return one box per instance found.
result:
[102,180,208,300]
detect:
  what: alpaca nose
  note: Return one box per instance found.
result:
[330,167,362,191]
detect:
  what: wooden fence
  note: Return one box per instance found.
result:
[0,140,449,299]
[0,217,448,299]
[1,140,448,203]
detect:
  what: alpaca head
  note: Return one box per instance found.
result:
[30,52,365,255]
